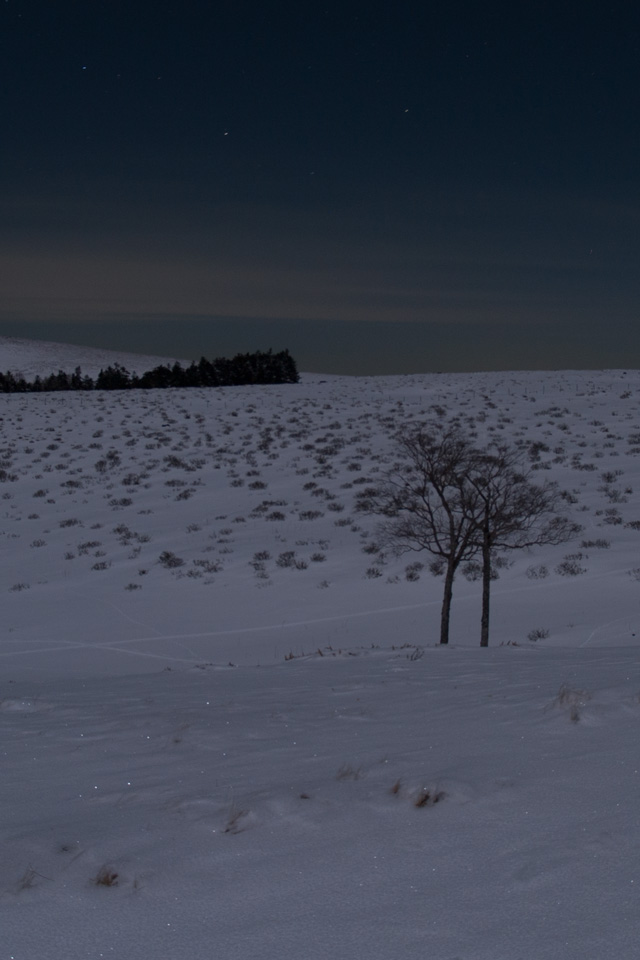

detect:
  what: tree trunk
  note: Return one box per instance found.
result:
[440,561,455,644]
[480,523,491,647]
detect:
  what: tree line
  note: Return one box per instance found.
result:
[356,424,580,646]
[0,348,300,393]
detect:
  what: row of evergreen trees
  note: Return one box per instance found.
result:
[0,349,300,393]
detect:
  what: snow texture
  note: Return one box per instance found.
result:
[2,340,640,959]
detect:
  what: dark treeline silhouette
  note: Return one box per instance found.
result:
[0,349,300,393]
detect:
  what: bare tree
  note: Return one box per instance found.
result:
[465,447,581,646]
[355,425,481,645]
[356,426,580,648]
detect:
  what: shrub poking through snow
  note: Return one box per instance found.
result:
[404,561,424,581]
[92,865,119,886]
[527,627,550,641]
[158,550,185,568]
[526,564,549,579]
[276,551,297,568]
[555,554,587,576]
[414,787,446,807]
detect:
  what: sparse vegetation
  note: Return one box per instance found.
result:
[550,683,591,722]
[92,865,119,886]
[2,360,640,957]
[414,787,446,807]
[555,554,587,576]
[336,764,363,780]
[158,550,185,568]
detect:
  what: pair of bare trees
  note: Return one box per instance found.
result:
[356,424,580,646]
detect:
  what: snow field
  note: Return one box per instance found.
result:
[2,353,640,957]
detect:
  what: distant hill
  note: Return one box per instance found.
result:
[0,336,186,380]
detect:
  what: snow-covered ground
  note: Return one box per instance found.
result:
[2,344,640,958]
[0,335,185,381]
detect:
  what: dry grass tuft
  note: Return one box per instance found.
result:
[16,865,52,891]
[224,808,249,834]
[336,763,363,781]
[551,682,591,722]
[92,865,119,886]
[414,788,446,808]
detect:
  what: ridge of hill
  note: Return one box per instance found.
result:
[0,335,186,380]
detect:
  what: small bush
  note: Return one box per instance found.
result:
[405,561,424,582]
[78,540,102,554]
[159,550,184,569]
[602,508,623,526]
[276,551,297,568]
[527,627,550,642]
[462,561,482,581]
[362,542,381,555]
[555,555,587,577]
[193,559,222,573]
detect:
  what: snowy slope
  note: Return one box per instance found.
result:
[2,349,640,959]
[0,335,185,380]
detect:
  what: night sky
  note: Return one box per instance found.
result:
[2,1,639,374]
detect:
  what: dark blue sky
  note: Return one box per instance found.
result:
[2,1,639,373]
